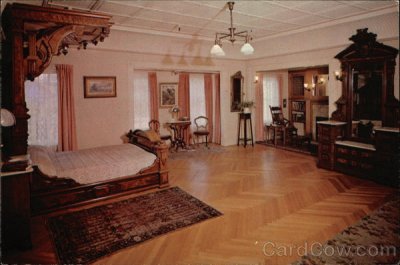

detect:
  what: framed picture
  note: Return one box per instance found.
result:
[159,83,178,108]
[84,76,116,98]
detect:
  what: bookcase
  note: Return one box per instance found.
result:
[291,100,305,123]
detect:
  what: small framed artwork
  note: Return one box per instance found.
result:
[159,83,178,108]
[84,76,116,98]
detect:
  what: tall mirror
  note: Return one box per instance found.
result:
[231,71,243,112]
[352,62,383,121]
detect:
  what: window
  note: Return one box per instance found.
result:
[189,74,206,131]
[133,71,150,130]
[263,75,281,125]
[25,73,58,149]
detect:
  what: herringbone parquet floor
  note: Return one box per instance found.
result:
[3,145,396,265]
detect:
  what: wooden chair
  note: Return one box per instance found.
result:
[269,105,297,145]
[193,116,210,148]
[148,119,172,143]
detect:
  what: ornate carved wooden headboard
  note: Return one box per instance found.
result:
[1,3,112,156]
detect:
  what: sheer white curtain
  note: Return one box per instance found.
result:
[263,75,281,125]
[133,71,150,130]
[25,74,58,149]
[189,74,206,132]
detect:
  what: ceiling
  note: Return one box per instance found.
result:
[2,0,398,42]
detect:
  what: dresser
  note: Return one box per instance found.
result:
[316,121,346,170]
[317,126,399,187]
[374,127,399,186]
[334,141,375,177]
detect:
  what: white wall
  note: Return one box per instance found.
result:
[52,48,245,149]
[49,11,398,149]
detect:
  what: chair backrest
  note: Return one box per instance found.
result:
[148,119,160,134]
[269,105,287,126]
[194,116,209,131]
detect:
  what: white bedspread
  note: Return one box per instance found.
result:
[29,144,157,184]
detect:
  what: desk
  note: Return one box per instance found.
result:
[166,120,191,151]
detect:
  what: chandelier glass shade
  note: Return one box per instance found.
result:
[210,2,254,56]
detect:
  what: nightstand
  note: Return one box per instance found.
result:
[1,160,33,251]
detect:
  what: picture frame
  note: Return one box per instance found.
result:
[159,83,178,108]
[84,76,116,98]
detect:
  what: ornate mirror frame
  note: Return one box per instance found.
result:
[331,28,399,137]
[230,71,244,112]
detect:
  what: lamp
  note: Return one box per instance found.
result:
[254,75,259,83]
[334,70,343,81]
[1,108,16,161]
[210,2,254,56]
[170,105,180,121]
[304,75,317,96]
[1,108,16,127]
[303,83,315,92]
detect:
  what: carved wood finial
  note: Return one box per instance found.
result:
[2,3,113,156]
[349,28,377,45]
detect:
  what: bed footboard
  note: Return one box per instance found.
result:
[127,129,169,187]
[31,167,164,215]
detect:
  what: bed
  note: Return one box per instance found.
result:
[30,130,169,215]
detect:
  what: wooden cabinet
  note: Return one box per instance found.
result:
[374,128,399,186]
[334,141,375,177]
[1,168,33,251]
[317,121,346,170]
[333,129,398,187]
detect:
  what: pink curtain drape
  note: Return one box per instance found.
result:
[56,64,77,151]
[178,73,191,145]
[255,73,264,141]
[148,72,159,121]
[213,74,221,144]
[204,74,213,142]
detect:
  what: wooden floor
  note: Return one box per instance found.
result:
[3,144,396,265]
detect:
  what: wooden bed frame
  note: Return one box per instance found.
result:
[1,4,171,216]
[31,130,169,215]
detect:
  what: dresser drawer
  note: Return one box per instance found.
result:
[318,143,332,153]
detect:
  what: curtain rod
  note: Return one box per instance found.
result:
[134,68,220,75]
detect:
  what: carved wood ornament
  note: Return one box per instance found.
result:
[331,28,399,135]
[1,3,112,156]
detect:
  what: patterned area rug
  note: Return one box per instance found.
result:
[47,187,222,264]
[292,194,399,265]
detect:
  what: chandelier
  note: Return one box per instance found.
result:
[210,2,254,56]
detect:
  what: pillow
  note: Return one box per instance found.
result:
[137,130,161,143]
[28,146,57,176]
